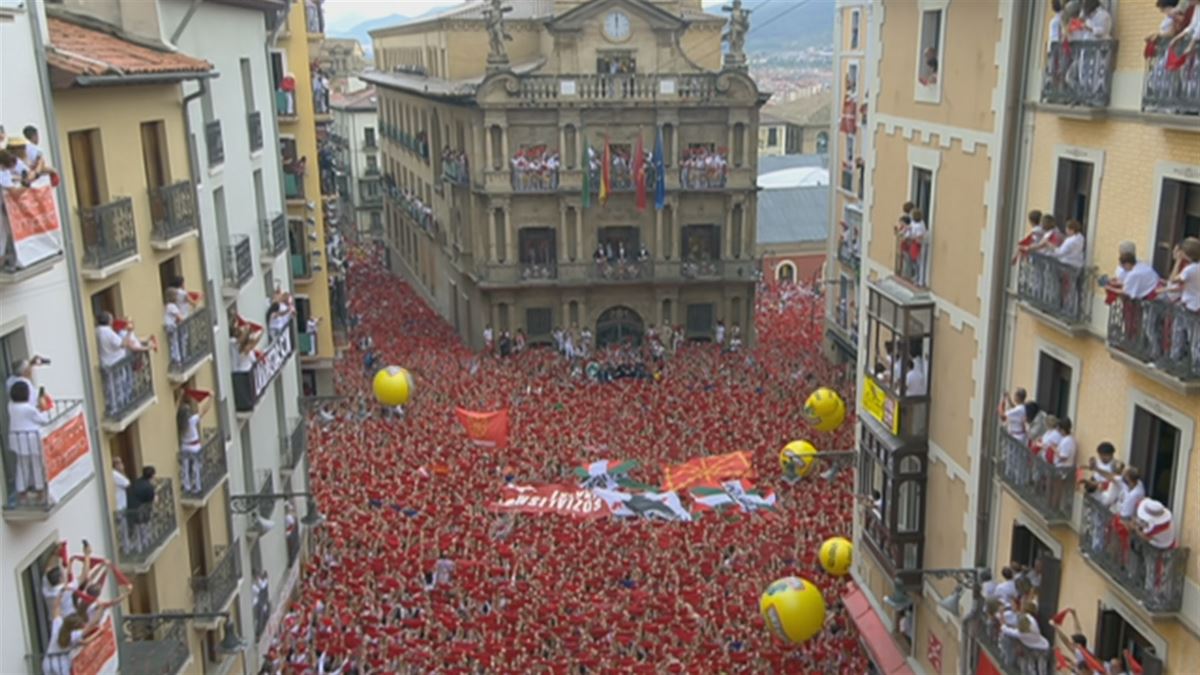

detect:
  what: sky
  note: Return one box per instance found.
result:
[324,0,725,31]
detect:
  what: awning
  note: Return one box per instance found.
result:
[843,582,916,675]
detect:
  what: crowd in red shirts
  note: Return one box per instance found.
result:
[266,245,868,673]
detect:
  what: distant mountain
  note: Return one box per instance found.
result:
[705,0,835,52]
[329,6,458,48]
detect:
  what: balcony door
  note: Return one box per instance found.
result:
[681,224,719,261]
[1129,406,1181,508]
[187,508,210,580]
[140,121,170,190]
[595,305,644,348]
[597,226,638,260]
[1152,178,1200,278]
[1053,158,1093,231]
[1010,524,1062,647]
[518,228,556,266]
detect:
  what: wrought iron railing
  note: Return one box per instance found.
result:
[260,213,288,257]
[679,258,723,279]
[2,399,84,513]
[1016,252,1091,325]
[592,258,652,281]
[838,236,860,270]
[167,305,213,376]
[248,110,264,152]
[680,163,727,190]
[222,235,253,290]
[1079,493,1189,613]
[113,478,177,567]
[893,232,928,287]
[284,171,305,200]
[100,349,154,421]
[205,120,225,167]
[442,156,469,185]
[511,167,560,192]
[993,428,1074,523]
[118,614,191,675]
[1041,39,1116,108]
[149,181,198,243]
[192,541,242,614]
[976,614,1055,675]
[233,321,295,412]
[79,197,137,271]
[1107,295,1200,381]
[1142,38,1200,116]
[179,428,225,501]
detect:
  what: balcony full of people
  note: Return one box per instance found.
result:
[510,146,560,192]
[441,147,469,186]
[678,146,728,190]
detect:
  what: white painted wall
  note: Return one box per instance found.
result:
[333,103,381,234]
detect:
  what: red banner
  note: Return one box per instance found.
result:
[662,451,754,492]
[3,183,63,267]
[72,614,119,675]
[455,408,509,448]
[42,408,92,504]
[489,484,612,519]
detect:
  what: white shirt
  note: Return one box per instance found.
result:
[96,325,128,368]
[8,401,50,456]
[181,413,201,449]
[904,366,928,397]
[1092,457,1114,484]
[235,350,256,373]
[1004,404,1028,440]
[1039,428,1063,451]
[1145,516,1176,549]
[1054,233,1086,268]
[1054,435,1077,468]
[1085,7,1112,39]
[1118,261,1160,299]
[1001,619,1050,651]
[164,302,185,328]
[1118,481,1145,519]
[1048,14,1064,45]
[113,469,130,510]
[906,220,928,243]
[993,579,1019,605]
[1179,262,1200,311]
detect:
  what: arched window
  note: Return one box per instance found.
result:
[776,261,796,283]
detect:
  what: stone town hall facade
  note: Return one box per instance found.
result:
[365,0,765,349]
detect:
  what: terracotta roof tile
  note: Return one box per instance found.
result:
[46,15,212,81]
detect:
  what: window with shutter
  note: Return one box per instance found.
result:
[1152,178,1200,278]
[1035,352,1072,421]
[1128,407,1179,506]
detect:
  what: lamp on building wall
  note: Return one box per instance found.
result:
[230,491,323,527]
[882,567,991,616]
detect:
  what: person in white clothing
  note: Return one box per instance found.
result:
[1053,418,1077,468]
[95,312,155,417]
[1116,467,1145,520]
[1052,219,1086,268]
[1106,242,1161,300]
[6,380,51,504]
[1048,0,1066,47]
[714,320,726,346]
[163,288,194,368]
[483,325,494,354]
[1135,498,1175,549]
[998,388,1029,443]
[1166,238,1200,371]
[1083,0,1112,39]
[177,397,205,495]
[42,587,104,675]
[112,457,132,550]
[999,600,1051,652]
[903,358,927,397]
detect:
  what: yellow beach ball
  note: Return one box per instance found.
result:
[373,366,415,406]
[819,536,854,577]
[780,440,818,481]
[804,387,846,433]
[760,576,827,646]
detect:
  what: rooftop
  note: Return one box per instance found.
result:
[757,185,830,246]
[762,92,833,127]
[332,86,378,111]
[45,13,213,88]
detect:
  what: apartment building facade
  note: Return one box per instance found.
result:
[824,0,869,367]
[330,88,383,239]
[1,3,121,673]
[836,1,1199,674]
[364,0,765,350]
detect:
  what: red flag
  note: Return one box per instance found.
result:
[184,388,212,402]
[455,408,510,449]
[634,134,647,211]
[600,137,611,205]
[1124,649,1143,675]
[662,451,754,492]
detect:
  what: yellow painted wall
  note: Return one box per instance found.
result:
[54,83,224,664]
[282,1,335,361]
[875,0,1001,134]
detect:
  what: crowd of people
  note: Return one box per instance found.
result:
[511,146,561,192]
[264,243,867,673]
[441,147,469,185]
[678,146,728,190]
[0,124,57,270]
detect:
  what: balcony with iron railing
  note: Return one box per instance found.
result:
[276,90,297,120]
[2,399,88,520]
[99,349,155,429]
[1016,252,1092,332]
[305,0,324,35]
[838,235,860,271]
[0,184,64,283]
[1106,294,1200,391]
[280,418,307,474]
[284,162,306,202]
[511,167,560,192]
[179,428,226,506]
[79,197,138,278]
[248,110,264,153]
[221,235,253,295]
[205,120,224,168]
[976,614,1055,675]
[233,320,295,414]
[474,258,754,288]
[992,428,1074,525]
[1041,39,1117,112]
[167,304,213,381]
[191,541,242,618]
[442,156,470,186]
[893,232,928,289]
[1079,492,1189,616]
[149,181,199,248]
[118,615,192,675]
[1142,38,1200,119]
[113,477,178,573]
[260,213,288,260]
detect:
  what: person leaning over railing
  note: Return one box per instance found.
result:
[6,379,51,505]
[1164,237,1200,369]
[95,312,156,415]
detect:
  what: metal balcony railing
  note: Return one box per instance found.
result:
[442,157,469,186]
[222,235,253,290]
[191,541,242,614]
[679,162,727,190]
[993,428,1074,524]
[893,232,928,288]
[1016,252,1091,326]
[248,110,264,152]
[305,2,324,33]
[838,236,860,270]
[149,181,198,244]
[592,258,652,281]
[976,615,1055,675]
[281,418,307,472]
[284,171,304,200]
[113,478,177,567]
[1107,295,1200,382]
[118,615,191,675]
[233,321,295,412]
[1041,39,1116,108]
[1142,38,1200,116]
[79,197,137,271]
[100,349,154,422]
[679,258,723,279]
[512,168,560,192]
[179,428,225,501]
[1080,493,1189,613]
[260,214,287,257]
[2,400,85,513]
[205,120,225,167]
[167,305,213,377]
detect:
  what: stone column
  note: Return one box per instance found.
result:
[487,207,498,263]
[484,125,494,173]
[723,202,734,259]
[654,207,663,260]
[559,204,569,263]
[575,206,584,261]
[504,205,516,263]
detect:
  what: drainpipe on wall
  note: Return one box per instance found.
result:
[27,1,120,595]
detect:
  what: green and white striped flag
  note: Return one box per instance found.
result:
[574,459,640,490]
[593,488,693,522]
[691,480,777,514]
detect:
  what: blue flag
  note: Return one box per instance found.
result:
[653,127,666,211]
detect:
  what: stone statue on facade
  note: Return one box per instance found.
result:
[722,0,751,70]
[484,0,513,72]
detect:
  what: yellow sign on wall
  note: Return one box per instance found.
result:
[862,377,900,435]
